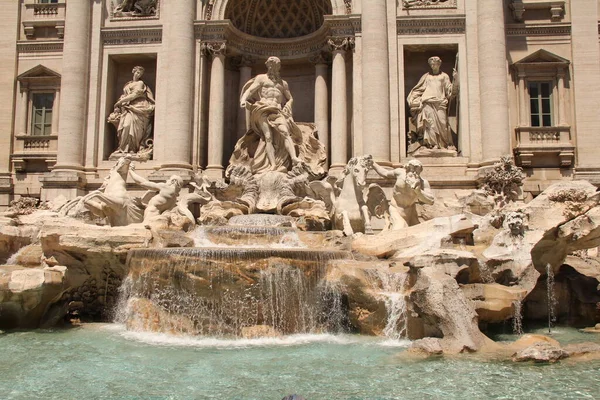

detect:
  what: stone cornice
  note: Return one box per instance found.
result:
[325,14,361,36]
[101,26,162,45]
[397,16,465,35]
[196,20,337,60]
[195,15,360,59]
[17,40,63,53]
[506,23,571,37]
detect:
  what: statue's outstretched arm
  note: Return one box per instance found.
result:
[129,167,162,191]
[371,161,397,179]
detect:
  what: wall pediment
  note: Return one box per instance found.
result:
[513,49,570,65]
[17,65,61,81]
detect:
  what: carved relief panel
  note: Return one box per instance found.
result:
[111,0,158,19]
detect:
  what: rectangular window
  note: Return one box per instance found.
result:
[529,81,553,127]
[31,93,54,136]
[37,0,58,3]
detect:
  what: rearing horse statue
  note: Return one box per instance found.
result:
[308,155,387,236]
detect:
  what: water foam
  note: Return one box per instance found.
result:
[99,324,409,349]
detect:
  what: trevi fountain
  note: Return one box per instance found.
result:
[2,43,600,400]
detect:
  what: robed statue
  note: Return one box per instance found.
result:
[108,66,155,160]
[407,56,459,152]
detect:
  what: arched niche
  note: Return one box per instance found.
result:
[207,0,348,22]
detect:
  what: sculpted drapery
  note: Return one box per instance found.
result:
[108,66,155,157]
[407,56,457,150]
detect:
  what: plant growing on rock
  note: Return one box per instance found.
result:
[8,197,48,215]
[481,156,524,206]
[548,188,591,219]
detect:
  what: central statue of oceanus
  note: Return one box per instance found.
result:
[230,56,326,176]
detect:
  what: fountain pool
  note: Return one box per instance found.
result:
[1,324,600,399]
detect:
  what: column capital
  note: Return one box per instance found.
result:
[327,37,355,53]
[204,41,227,59]
[232,55,255,69]
[309,51,331,65]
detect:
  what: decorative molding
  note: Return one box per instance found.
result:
[17,40,63,53]
[401,0,457,10]
[397,17,465,35]
[506,23,571,37]
[101,26,162,45]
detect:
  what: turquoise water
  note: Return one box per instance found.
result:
[1,324,600,400]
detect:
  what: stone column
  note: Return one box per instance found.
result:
[197,43,210,168]
[19,89,28,135]
[54,0,91,170]
[477,0,510,161]
[571,0,600,171]
[161,0,195,171]
[329,38,353,173]
[51,89,60,135]
[361,0,390,163]
[311,53,329,163]
[206,42,227,178]
[557,72,567,126]
[237,56,253,139]
[0,0,19,206]
[517,72,528,127]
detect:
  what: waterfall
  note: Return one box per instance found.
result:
[365,270,408,340]
[478,262,495,284]
[115,248,352,337]
[546,263,556,333]
[512,298,524,335]
[192,226,304,248]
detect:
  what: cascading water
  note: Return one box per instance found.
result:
[512,298,524,335]
[365,269,408,340]
[478,261,495,284]
[546,263,556,333]
[115,247,351,337]
[192,226,304,248]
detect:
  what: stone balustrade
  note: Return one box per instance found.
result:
[22,0,65,39]
[12,135,58,172]
[514,126,574,167]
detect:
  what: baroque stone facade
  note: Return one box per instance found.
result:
[0,0,598,207]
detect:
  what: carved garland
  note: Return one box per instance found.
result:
[327,37,355,52]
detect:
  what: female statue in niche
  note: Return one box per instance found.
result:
[108,66,155,160]
[407,56,458,152]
